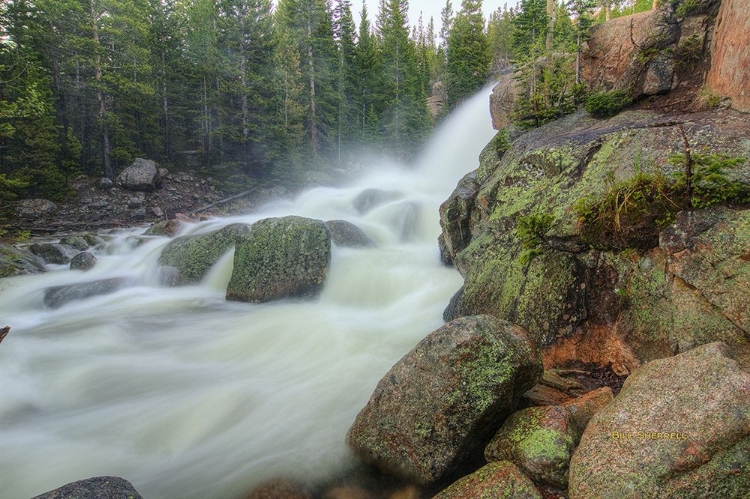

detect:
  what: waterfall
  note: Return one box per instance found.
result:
[0,87,497,499]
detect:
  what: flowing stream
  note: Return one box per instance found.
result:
[0,87,496,499]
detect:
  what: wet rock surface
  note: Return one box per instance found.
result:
[31,476,144,499]
[347,315,542,485]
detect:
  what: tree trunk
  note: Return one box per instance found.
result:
[90,0,112,179]
[307,19,318,156]
[546,0,555,51]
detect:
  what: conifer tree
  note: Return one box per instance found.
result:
[445,0,491,108]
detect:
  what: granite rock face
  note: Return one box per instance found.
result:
[31,476,144,499]
[707,0,750,112]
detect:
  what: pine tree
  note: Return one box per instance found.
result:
[445,0,491,108]
[353,3,383,148]
[333,0,358,164]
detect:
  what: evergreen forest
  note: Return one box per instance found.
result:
[0,0,657,202]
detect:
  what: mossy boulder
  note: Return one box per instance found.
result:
[441,109,750,367]
[59,235,90,251]
[70,252,97,271]
[144,219,183,237]
[347,315,542,485]
[569,342,750,498]
[0,243,45,277]
[31,476,144,499]
[158,223,250,285]
[226,216,330,303]
[432,461,542,499]
[485,406,580,488]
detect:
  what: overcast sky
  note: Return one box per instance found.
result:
[358,0,520,33]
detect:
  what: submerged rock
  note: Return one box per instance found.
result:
[144,219,183,237]
[432,461,541,499]
[31,476,144,499]
[70,252,97,271]
[158,223,250,285]
[569,342,750,498]
[226,216,330,303]
[0,243,45,278]
[347,315,542,485]
[44,277,132,309]
[352,188,401,214]
[485,405,580,488]
[324,220,374,247]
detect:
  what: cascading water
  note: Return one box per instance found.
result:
[0,86,497,499]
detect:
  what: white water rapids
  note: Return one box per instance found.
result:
[0,88,496,499]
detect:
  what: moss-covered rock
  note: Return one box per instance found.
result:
[569,342,750,498]
[29,243,79,265]
[347,315,542,485]
[144,219,183,237]
[485,406,580,488]
[158,223,250,286]
[0,243,45,278]
[441,108,750,365]
[226,216,330,303]
[432,461,542,499]
[59,235,90,251]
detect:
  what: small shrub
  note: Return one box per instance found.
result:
[585,90,633,118]
[490,129,511,158]
[574,169,679,250]
[669,153,749,208]
[692,86,721,110]
[516,210,555,264]
[673,33,703,69]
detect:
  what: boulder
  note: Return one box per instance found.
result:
[115,158,162,192]
[29,243,79,265]
[15,198,57,218]
[324,220,374,247]
[30,476,143,499]
[706,0,750,112]
[0,243,45,277]
[43,277,132,309]
[561,387,614,434]
[82,234,106,247]
[568,342,750,498]
[158,223,250,285]
[226,216,331,303]
[432,461,542,499]
[347,315,543,484]
[99,177,114,189]
[59,235,90,251]
[70,252,97,271]
[643,54,675,96]
[485,405,580,488]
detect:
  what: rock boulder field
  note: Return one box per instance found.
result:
[347,315,542,485]
[569,342,750,498]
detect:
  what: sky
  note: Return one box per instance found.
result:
[359,0,520,33]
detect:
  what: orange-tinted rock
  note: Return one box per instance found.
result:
[707,0,750,112]
[569,342,750,498]
[431,461,542,499]
[561,387,614,434]
[490,71,519,130]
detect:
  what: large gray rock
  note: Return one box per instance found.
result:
[116,158,162,192]
[569,342,750,498]
[31,476,143,499]
[347,315,543,484]
[226,216,331,303]
[15,199,57,218]
[59,235,90,251]
[158,223,250,285]
[324,220,374,247]
[29,243,79,265]
[0,243,45,277]
[439,171,479,262]
[44,278,132,309]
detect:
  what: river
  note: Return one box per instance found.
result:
[0,86,496,499]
